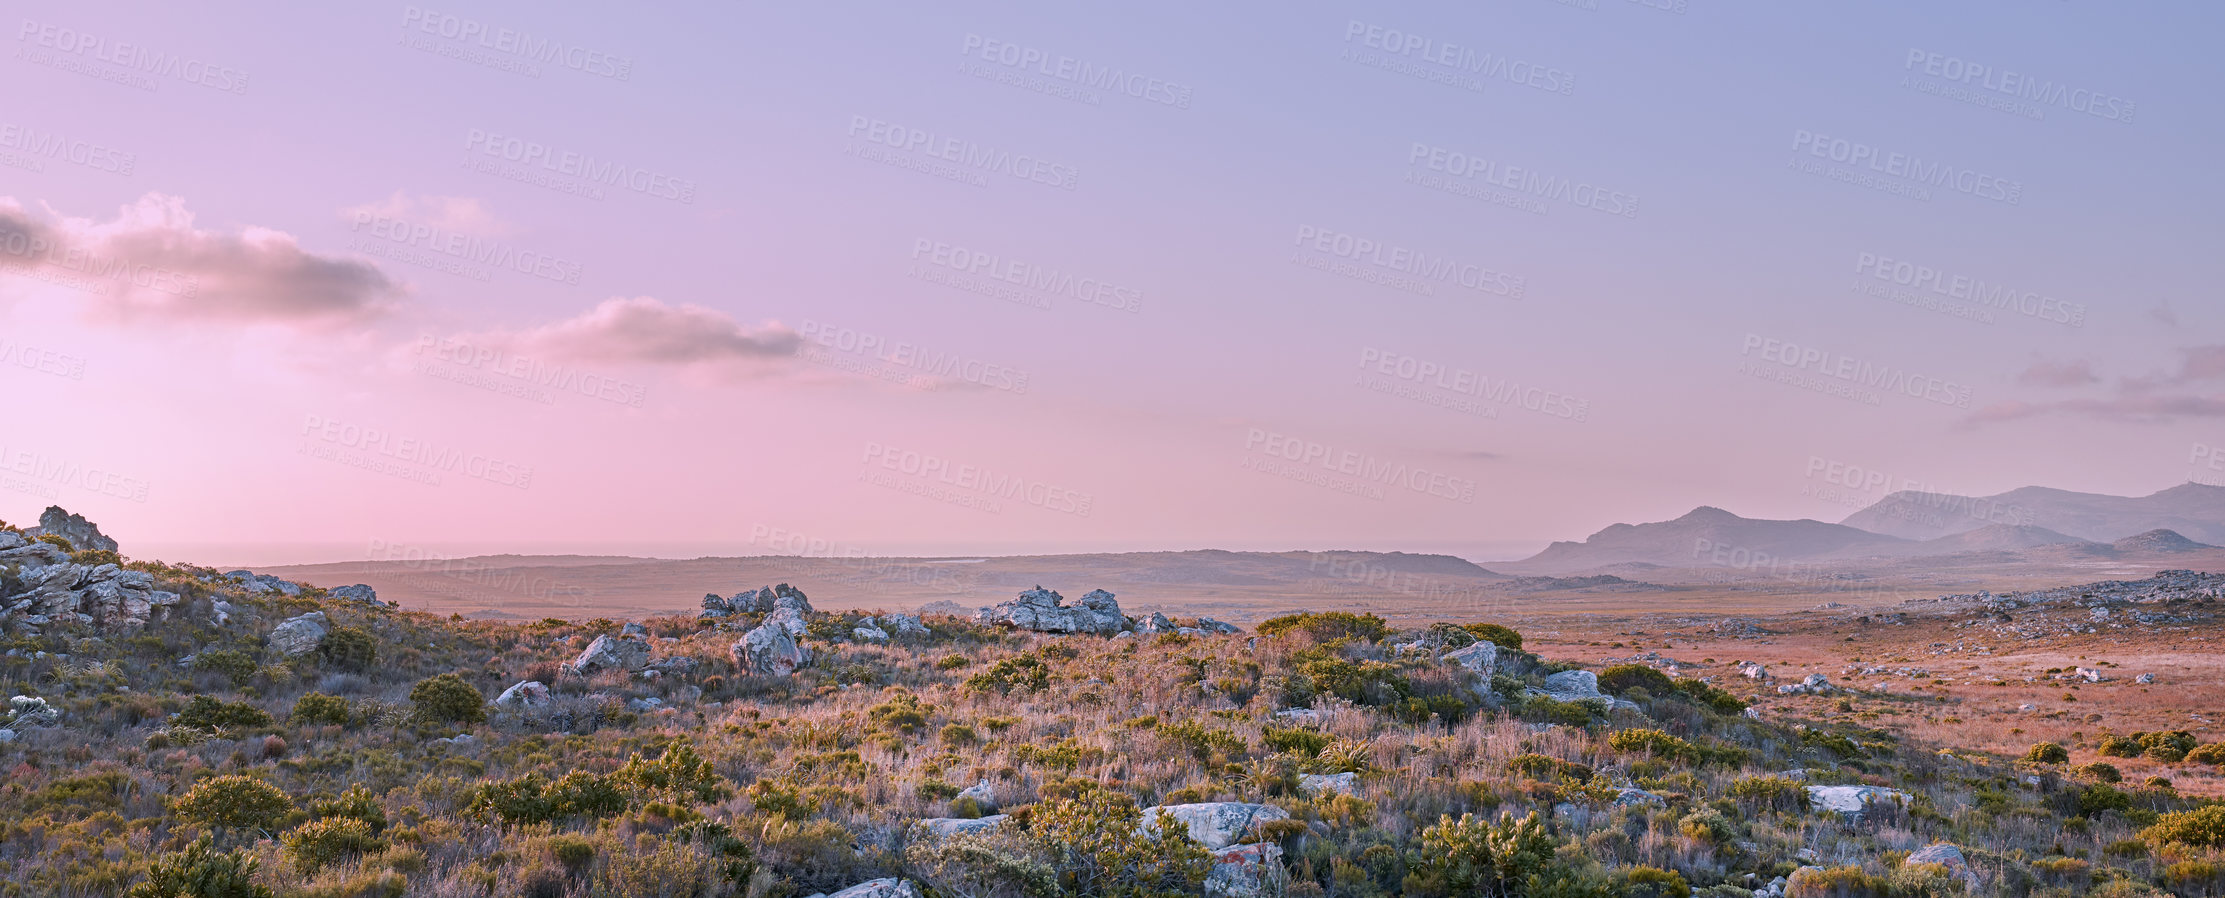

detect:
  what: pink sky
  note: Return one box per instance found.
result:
[3,1,2221,566]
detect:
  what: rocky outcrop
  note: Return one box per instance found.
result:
[825,879,923,898]
[1526,670,1637,711]
[700,583,813,619]
[1206,843,1284,898]
[267,611,329,657]
[735,620,812,677]
[330,584,381,605]
[1196,617,1241,635]
[22,506,117,553]
[494,680,551,708]
[1137,802,1289,850]
[568,633,651,676]
[1273,708,1324,726]
[1442,641,1498,676]
[1777,674,1834,695]
[1806,784,1907,820]
[853,618,890,642]
[0,532,178,632]
[975,586,1128,635]
[225,570,303,596]
[1139,612,1177,634]
[882,613,929,636]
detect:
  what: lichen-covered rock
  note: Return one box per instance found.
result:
[1137,802,1289,850]
[495,680,551,708]
[1196,617,1241,634]
[1526,669,1637,711]
[330,584,380,604]
[911,815,1009,840]
[735,622,812,677]
[956,781,999,813]
[1139,611,1177,634]
[1442,641,1498,676]
[1206,843,1285,898]
[267,611,329,657]
[225,570,303,597]
[1904,843,1981,890]
[1298,772,1357,796]
[568,633,651,676]
[975,586,1128,635]
[854,624,890,642]
[882,613,929,636]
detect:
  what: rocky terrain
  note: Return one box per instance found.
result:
[2,505,2222,898]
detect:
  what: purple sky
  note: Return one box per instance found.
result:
[3,0,2222,566]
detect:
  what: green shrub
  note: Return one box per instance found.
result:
[172,695,274,732]
[1598,664,1675,696]
[1460,623,1523,650]
[71,548,122,567]
[2189,743,2225,765]
[2023,742,2070,764]
[307,785,387,833]
[125,837,273,898]
[290,692,352,726]
[1785,865,1889,898]
[409,673,486,725]
[1028,783,1213,896]
[1263,726,1331,758]
[281,817,386,873]
[173,775,293,837]
[321,626,378,671]
[464,770,629,825]
[2075,762,2122,783]
[1619,865,1691,898]
[1609,728,1697,761]
[964,654,1052,694]
[191,650,259,687]
[1505,753,1591,782]
[1729,775,1811,813]
[1257,611,1391,642]
[1154,720,1246,761]
[2145,805,2225,848]
[1413,811,1598,897]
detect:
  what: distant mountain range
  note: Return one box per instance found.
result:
[1841,482,2225,544]
[1499,483,2225,574]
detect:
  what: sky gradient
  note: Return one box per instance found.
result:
[3,0,2222,566]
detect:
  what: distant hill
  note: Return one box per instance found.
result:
[1908,524,2094,555]
[2110,528,2215,553]
[1842,482,2225,544]
[1506,506,1914,574]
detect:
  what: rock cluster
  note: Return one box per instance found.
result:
[1132,802,1288,898]
[975,586,1129,634]
[330,584,384,605]
[1776,674,1834,695]
[1442,641,1498,676]
[1805,784,1907,820]
[700,583,812,619]
[568,631,652,676]
[0,525,179,633]
[734,590,816,677]
[225,570,303,596]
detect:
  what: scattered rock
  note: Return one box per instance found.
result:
[1777,674,1835,695]
[882,613,929,636]
[2073,667,2107,683]
[626,697,665,712]
[853,625,890,643]
[956,781,1000,813]
[267,611,329,657]
[1139,612,1178,634]
[330,584,381,605]
[975,586,1128,635]
[1298,772,1358,796]
[1613,788,1665,807]
[1206,842,1285,898]
[1273,708,1323,726]
[2136,673,2156,684]
[568,633,651,676]
[225,570,303,597]
[1526,669,1637,711]
[1197,617,1241,634]
[494,681,551,708]
[1138,802,1289,850]
[1904,843,1981,890]
[1793,848,1820,864]
[1741,663,1770,681]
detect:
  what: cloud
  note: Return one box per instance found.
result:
[2015,358,2099,388]
[0,193,400,325]
[343,192,509,236]
[1964,394,2225,425]
[514,296,799,366]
